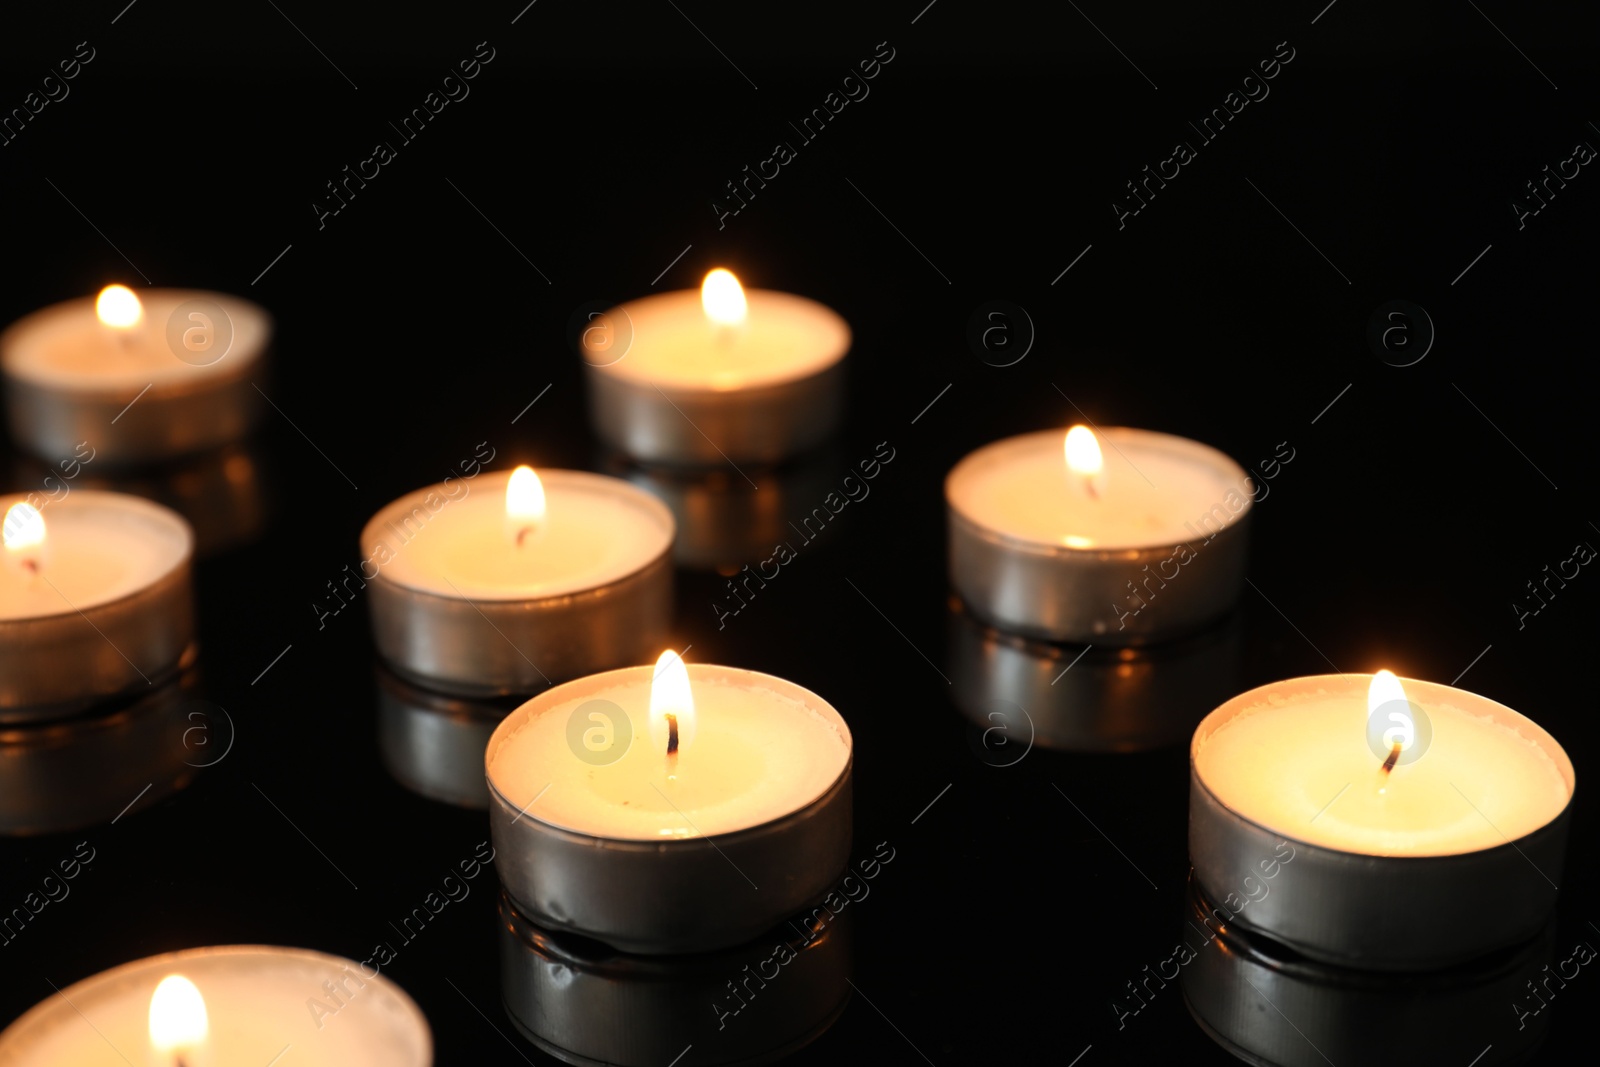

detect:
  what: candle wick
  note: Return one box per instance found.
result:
[1381,742,1402,776]
[665,713,679,757]
[22,558,38,576]
[515,525,532,548]
[1082,475,1099,501]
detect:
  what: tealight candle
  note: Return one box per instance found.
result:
[0,945,430,1065]
[487,653,852,953]
[1,286,271,464]
[583,269,850,466]
[0,491,193,721]
[946,425,1252,644]
[1190,673,1575,969]
[363,467,673,695]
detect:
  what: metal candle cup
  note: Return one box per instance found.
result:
[946,428,1252,645]
[487,664,852,954]
[498,893,852,1067]
[1,491,195,723]
[362,469,674,697]
[1189,675,1575,970]
[582,287,849,467]
[1,289,271,465]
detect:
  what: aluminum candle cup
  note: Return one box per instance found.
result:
[1,491,194,722]
[362,468,674,696]
[1179,879,1553,1067]
[0,660,201,836]
[948,599,1238,754]
[498,893,853,1067]
[1189,674,1575,970]
[582,272,850,467]
[0,945,430,1065]
[487,661,852,954]
[1,288,271,465]
[376,664,516,809]
[946,427,1252,645]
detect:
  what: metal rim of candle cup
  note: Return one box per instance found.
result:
[0,292,272,466]
[362,472,676,697]
[0,655,202,836]
[582,294,849,468]
[0,493,196,723]
[1179,876,1554,1067]
[375,664,520,809]
[945,428,1253,646]
[585,360,846,469]
[947,597,1241,754]
[0,944,432,1062]
[1188,675,1576,971]
[486,666,853,955]
[498,892,853,1067]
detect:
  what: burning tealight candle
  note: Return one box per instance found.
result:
[582,269,850,466]
[1,490,193,721]
[1190,672,1575,969]
[486,653,852,953]
[1,285,272,464]
[946,425,1253,644]
[0,945,430,1065]
[363,466,674,695]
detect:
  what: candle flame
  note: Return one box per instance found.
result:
[1064,425,1103,476]
[649,649,696,759]
[148,974,208,1053]
[96,284,143,329]
[1369,669,1415,758]
[701,269,747,327]
[2,503,45,553]
[506,466,546,544]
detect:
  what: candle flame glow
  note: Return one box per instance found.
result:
[701,268,747,327]
[1064,425,1103,476]
[505,466,546,546]
[649,649,696,759]
[96,284,143,329]
[3,503,45,553]
[148,974,208,1053]
[1369,669,1415,757]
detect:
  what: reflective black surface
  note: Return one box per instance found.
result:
[3,3,1598,1063]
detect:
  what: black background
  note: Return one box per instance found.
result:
[2,1,1598,1064]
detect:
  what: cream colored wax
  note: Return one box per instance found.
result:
[946,428,1252,550]
[0,946,429,1065]
[0,492,189,621]
[363,469,672,601]
[1194,675,1573,856]
[585,288,849,391]
[2,289,268,392]
[487,664,851,840]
